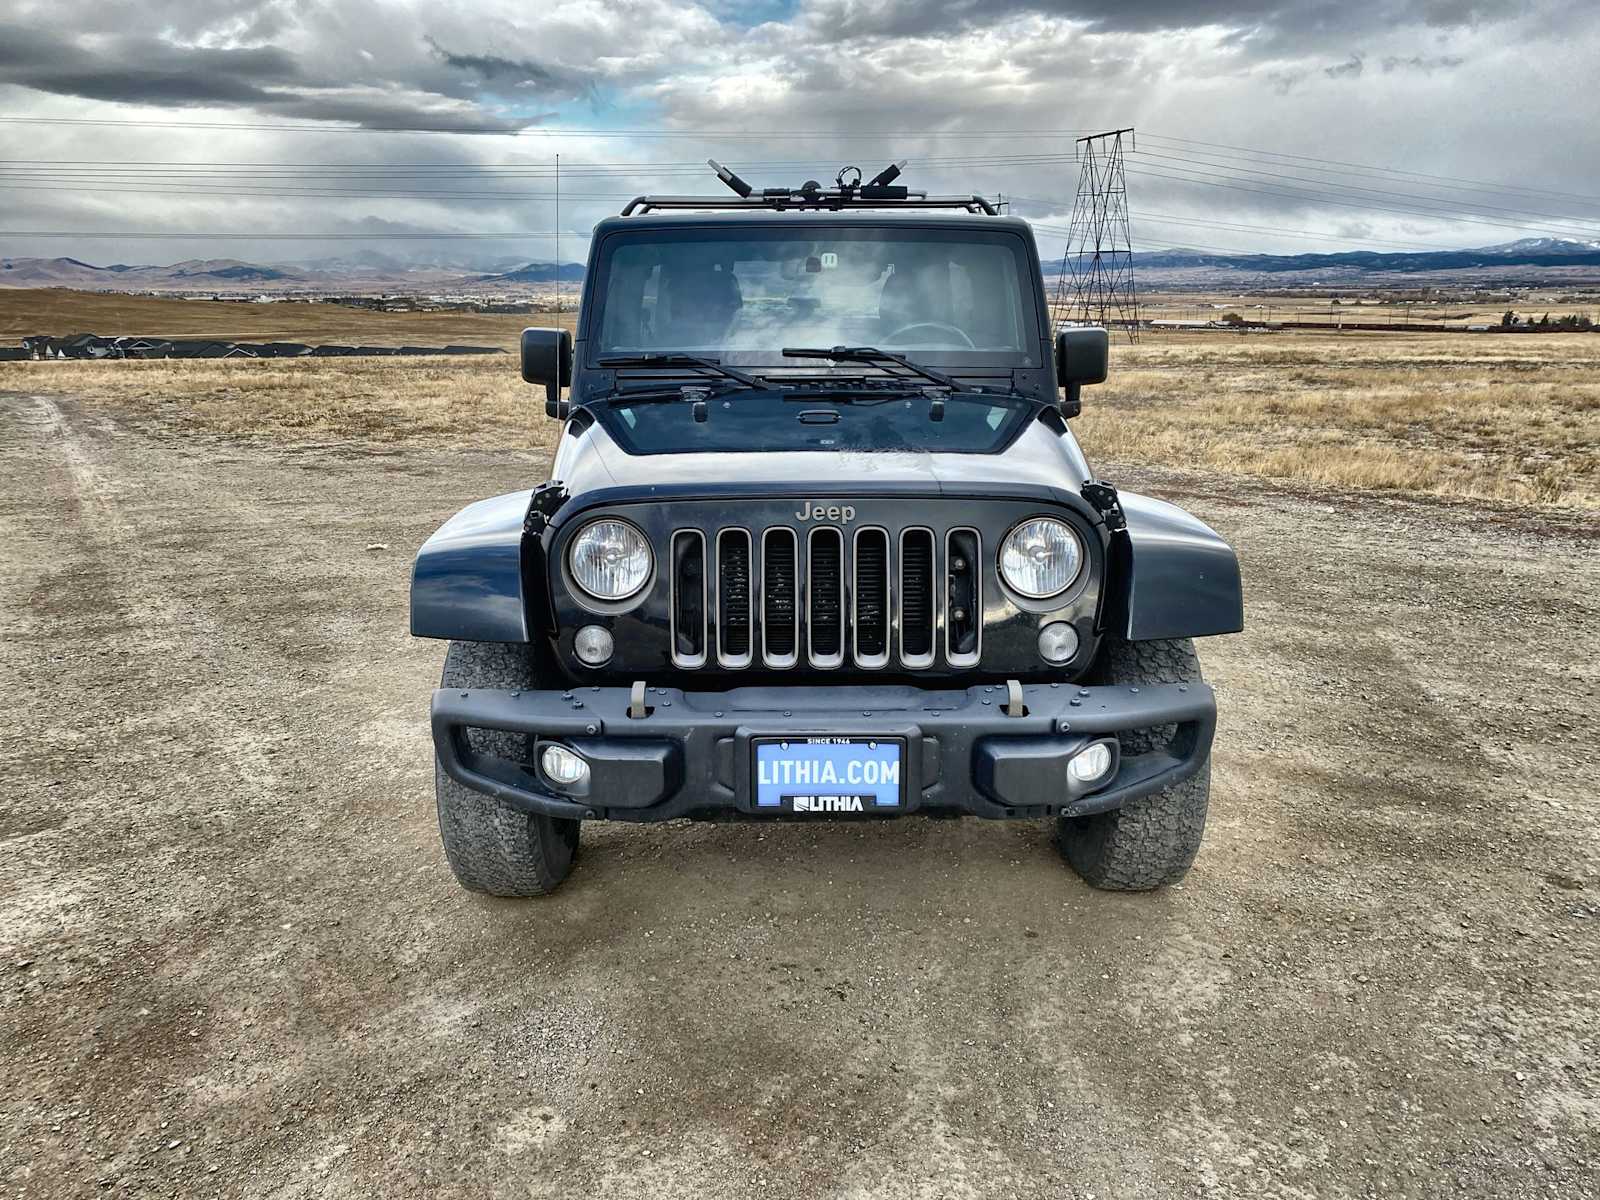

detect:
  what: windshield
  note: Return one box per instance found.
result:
[591,226,1040,365]
[597,392,1036,455]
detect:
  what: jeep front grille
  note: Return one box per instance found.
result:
[714,529,753,668]
[899,528,935,668]
[761,528,798,667]
[674,521,979,670]
[853,529,889,668]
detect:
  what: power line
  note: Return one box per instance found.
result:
[0,230,559,240]
[1125,164,1600,244]
[0,115,1098,139]
[1141,133,1600,210]
[5,113,1594,214]
[0,152,1083,170]
[0,183,637,201]
[1133,148,1600,230]
[1011,197,1446,251]
[7,149,1595,244]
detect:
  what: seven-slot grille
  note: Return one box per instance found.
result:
[674,522,978,670]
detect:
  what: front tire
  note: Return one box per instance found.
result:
[1055,637,1210,891]
[434,640,580,897]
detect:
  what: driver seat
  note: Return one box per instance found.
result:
[658,262,742,347]
[878,261,951,339]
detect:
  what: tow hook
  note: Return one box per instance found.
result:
[1004,679,1027,718]
[628,680,650,719]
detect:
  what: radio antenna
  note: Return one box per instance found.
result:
[554,152,562,399]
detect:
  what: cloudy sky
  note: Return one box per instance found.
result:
[2,0,1598,268]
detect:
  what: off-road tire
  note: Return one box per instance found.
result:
[1055,637,1210,891]
[434,640,580,897]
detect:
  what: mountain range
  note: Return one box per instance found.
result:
[0,257,300,287]
[1124,237,1600,279]
[4,237,1600,293]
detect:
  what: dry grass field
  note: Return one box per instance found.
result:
[1081,331,1600,507]
[1135,289,1600,329]
[3,296,1597,509]
[0,286,550,349]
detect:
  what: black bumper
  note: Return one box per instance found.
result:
[431,680,1216,822]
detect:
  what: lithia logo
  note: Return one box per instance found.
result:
[793,795,866,813]
[795,500,857,523]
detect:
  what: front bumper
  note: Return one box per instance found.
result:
[431,680,1216,822]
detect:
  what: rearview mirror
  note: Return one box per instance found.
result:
[1055,327,1109,418]
[521,327,573,418]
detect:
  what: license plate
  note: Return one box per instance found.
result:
[753,737,904,813]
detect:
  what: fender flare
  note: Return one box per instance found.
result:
[410,490,533,642]
[1109,490,1243,641]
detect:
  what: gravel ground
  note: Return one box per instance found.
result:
[2,390,1597,1199]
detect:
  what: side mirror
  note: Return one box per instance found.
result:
[521,327,573,418]
[1055,327,1109,418]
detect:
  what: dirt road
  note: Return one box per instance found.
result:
[2,391,1597,1198]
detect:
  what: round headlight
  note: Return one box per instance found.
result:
[1000,518,1083,599]
[568,519,652,601]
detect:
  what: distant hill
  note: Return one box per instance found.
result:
[1128,238,1600,277]
[0,252,584,292]
[1477,237,1600,255]
[0,256,298,288]
[475,261,587,284]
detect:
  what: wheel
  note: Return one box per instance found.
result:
[1055,637,1210,891]
[434,640,580,897]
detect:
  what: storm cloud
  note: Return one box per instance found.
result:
[0,0,1596,266]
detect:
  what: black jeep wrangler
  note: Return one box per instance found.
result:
[411,166,1242,896]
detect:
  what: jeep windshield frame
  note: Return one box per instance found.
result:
[579,218,1052,400]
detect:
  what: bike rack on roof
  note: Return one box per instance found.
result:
[621,192,999,216]
[620,160,1000,217]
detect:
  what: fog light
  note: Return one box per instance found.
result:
[573,624,613,665]
[1037,621,1080,664]
[1068,741,1114,785]
[540,744,590,787]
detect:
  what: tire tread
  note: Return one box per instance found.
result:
[434,641,579,897]
[1057,636,1210,891]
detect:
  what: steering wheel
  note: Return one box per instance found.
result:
[885,322,976,349]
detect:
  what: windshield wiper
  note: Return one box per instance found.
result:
[781,345,960,391]
[598,352,766,389]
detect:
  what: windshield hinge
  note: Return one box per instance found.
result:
[524,481,568,534]
[1081,480,1127,532]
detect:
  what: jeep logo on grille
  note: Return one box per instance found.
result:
[795,500,856,523]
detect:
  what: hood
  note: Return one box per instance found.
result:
[551,410,1093,509]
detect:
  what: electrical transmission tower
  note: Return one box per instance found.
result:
[1053,128,1141,342]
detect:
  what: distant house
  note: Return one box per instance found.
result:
[310,344,357,357]
[56,334,119,359]
[115,336,171,355]
[0,346,29,361]
[442,345,503,355]
[236,342,311,358]
[163,340,255,359]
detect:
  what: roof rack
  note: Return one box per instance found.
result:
[620,160,1000,217]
